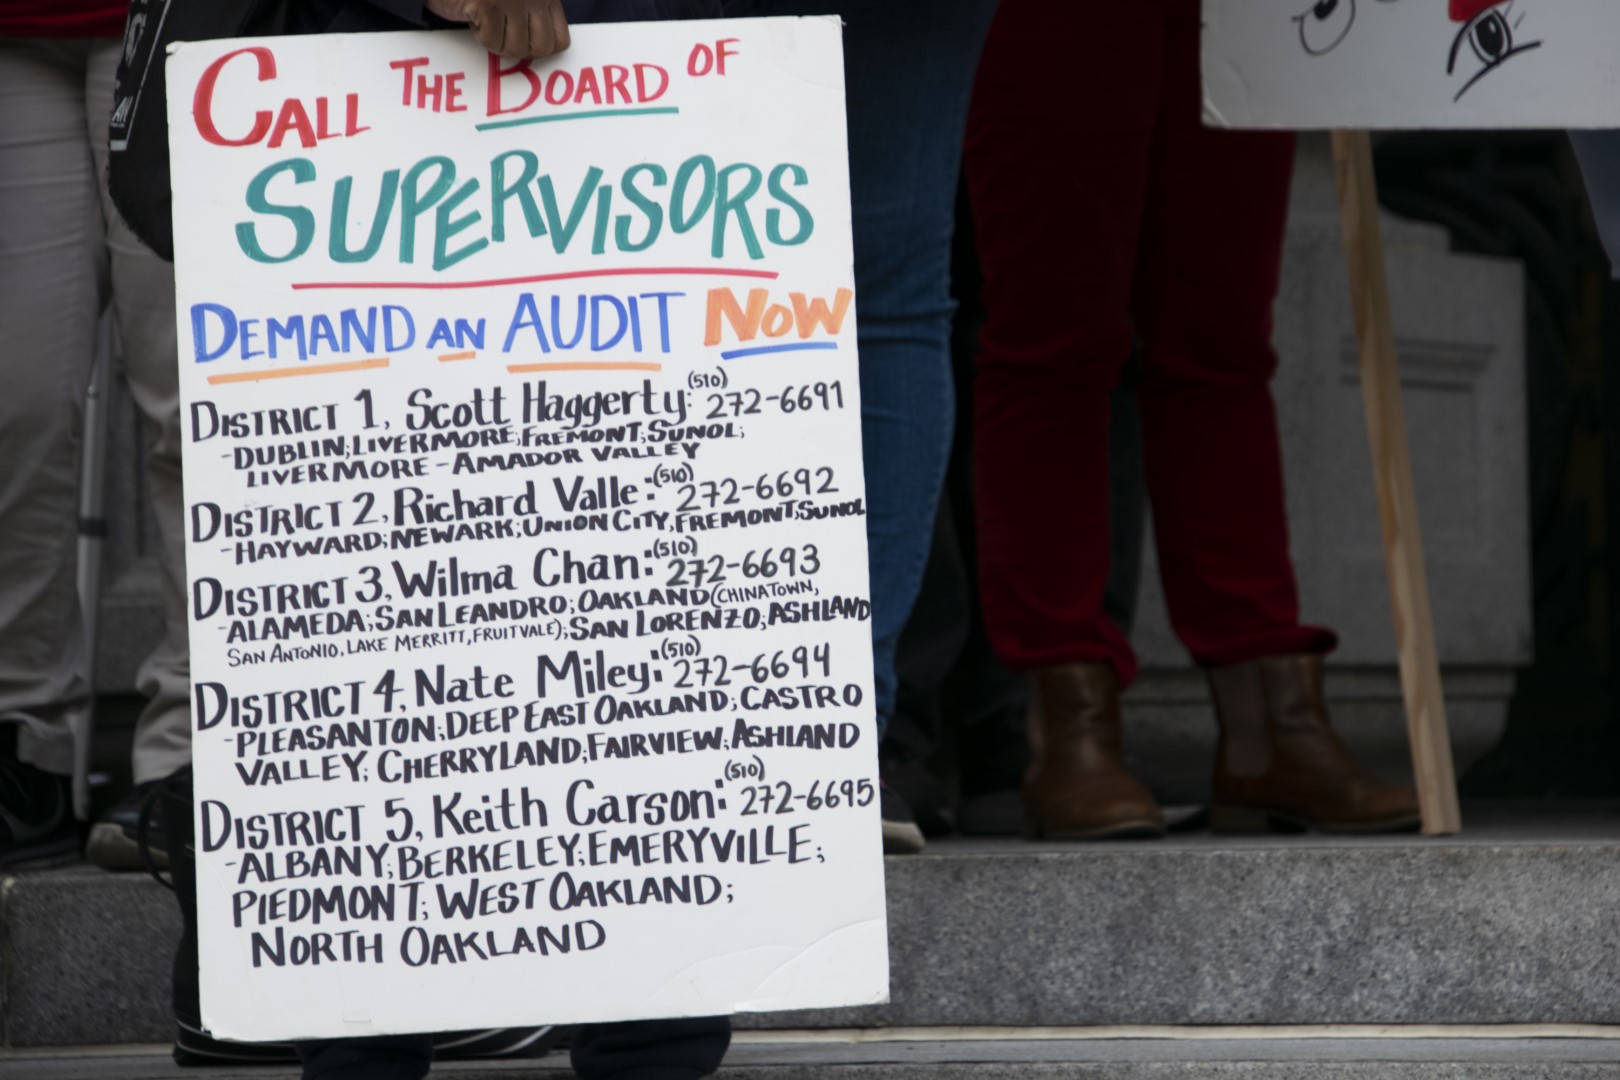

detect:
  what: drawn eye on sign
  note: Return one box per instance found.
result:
[1290,0,1398,57]
[1292,0,1354,55]
[1290,0,1541,100]
[1447,0,1541,99]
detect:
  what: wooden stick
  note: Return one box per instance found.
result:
[1329,130,1462,836]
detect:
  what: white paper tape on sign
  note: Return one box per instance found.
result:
[1203,0,1620,129]
[166,18,887,1042]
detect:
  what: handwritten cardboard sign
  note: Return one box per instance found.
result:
[166,19,887,1042]
[1203,0,1620,129]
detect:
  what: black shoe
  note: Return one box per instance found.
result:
[880,782,926,855]
[87,779,165,871]
[878,748,955,839]
[956,709,1029,837]
[956,789,1024,837]
[0,755,78,870]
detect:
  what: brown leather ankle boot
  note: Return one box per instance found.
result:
[1023,663,1164,840]
[1207,654,1420,834]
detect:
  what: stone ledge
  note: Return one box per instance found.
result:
[754,823,1620,1029]
[1,869,179,1048]
[5,806,1619,1047]
[8,1038,1620,1080]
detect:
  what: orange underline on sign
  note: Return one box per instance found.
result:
[506,362,664,374]
[206,358,389,385]
[438,351,477,362]
[290,267,779,291]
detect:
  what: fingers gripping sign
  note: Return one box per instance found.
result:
[426,0,571,60]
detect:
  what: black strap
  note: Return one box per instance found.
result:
[108,0,294,261]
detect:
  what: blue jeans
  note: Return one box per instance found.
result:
[726,0,998,738]
[1572,131,1620,278]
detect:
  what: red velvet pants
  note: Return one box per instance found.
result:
[965,0,1335,687]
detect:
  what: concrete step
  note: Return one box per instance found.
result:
[8,1036,1620,1079]
[5,804,1619,1048]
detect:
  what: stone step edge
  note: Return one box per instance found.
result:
[742,1025,1620,1043]
[9,1034,1620,1077]
[12,1024,1620,1059]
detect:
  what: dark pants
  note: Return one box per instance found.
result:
[296,1016,731,1080]
[965,0,1336,686]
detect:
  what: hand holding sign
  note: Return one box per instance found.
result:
[426,0,572,59]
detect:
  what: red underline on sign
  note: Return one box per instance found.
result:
[476,107,681,132]
[206,358,389,385]
[290,267,780,291]
[507,361,664,374]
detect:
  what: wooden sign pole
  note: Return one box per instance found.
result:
[1329,130,1462,835]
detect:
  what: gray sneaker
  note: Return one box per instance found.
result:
[880,782,926,855]
[86,779,166,871]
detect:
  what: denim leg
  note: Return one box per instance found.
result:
[1572,131,1620,278]
[727,0,997,737]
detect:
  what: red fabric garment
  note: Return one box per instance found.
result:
[964,0,1336,685]
[1451,0,1498,23]
[0,1,128,37]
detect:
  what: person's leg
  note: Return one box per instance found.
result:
[81,40,191,869]
[726,0,995,852]
[0,37,103,865]
[727,0,996,742]
[885,496,971,836]
[966,0,1161,687]
[966,0,1169,840]
[84,41,190,786]
[570,1016,731,1080]
[836,0,998,746]
[1134,3,1413,834]
[1103,358,1147,637]
[1130,3,1333,667]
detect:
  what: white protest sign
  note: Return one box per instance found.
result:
[166,19,887,1042]
[1203,0,1620,129]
